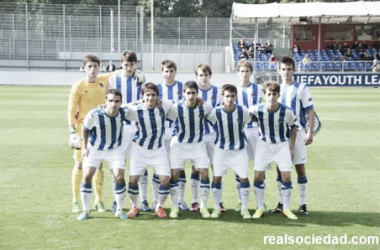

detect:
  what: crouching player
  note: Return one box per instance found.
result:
[167,81,213,219]
[249,81,298,220]
[77,89,129,221]
[125,82,173,218]
[207,84,252,219]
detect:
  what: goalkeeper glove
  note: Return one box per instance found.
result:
[133,68,146,87]
[69,129,82,149]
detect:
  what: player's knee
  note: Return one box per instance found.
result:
[171,169,180,180]
[199,169,209,180]
[295,164,306,177]
[240,177,249,183]
[254,172,264,182]
[281,172,291,182]
[160,177,170,187]
[213,176,222,183]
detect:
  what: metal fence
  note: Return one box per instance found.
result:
[0,2,291,72]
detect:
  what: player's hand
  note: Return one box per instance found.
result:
[196,97,204,107]
[304,132,313,146]
[69,132,82,150]
[133,69,146,86]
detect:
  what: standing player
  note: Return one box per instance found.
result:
[271,56,314,215]
[234,59,263,212]
[125,82,172,218]
[249,81,298,220]
[77,89,128,221]
[207,84,252,219]
[153,60,187,211]
[108,50,150,212]
[68,54,115,213]
[167,81,213,219]
[191,63,225,212]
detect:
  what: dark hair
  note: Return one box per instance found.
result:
[161,59,177,72]
[262,81,281,94]
[194,63,212,76]
[184,81,199,93]
[278,56,295,70]
[106,89,123,99]
[82,54,100,67]
[141,82,159,96]
[121,50,137,63]
[221,84,237,95]
[236,59,253,72]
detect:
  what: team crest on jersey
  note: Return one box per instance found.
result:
[99,83,105,88]
[251,93,255,98]
[159,111,164,117]
[211,96,215,101]
[278,119,284,124]
[199,114,204,118]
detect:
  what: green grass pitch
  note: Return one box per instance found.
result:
[0,86,379,250]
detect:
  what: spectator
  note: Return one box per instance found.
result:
[264,40,273,54]
[291,44,300,56]
[99,63,106,72]
[239,48,249,60]
[357,42,364,53]
[344,48,353,58]
[351,41,359,50]
[238,39,247,51]
[326,43,334,50]
[361,51,374,61]
[106,60,116,72]
[341,42,350,54]
[268,54,277,64]
[334,42,342,52]
[248,46,255,59]
[79,66,84,72]
[302,54,312,65]
[362,41,369,50]
[375,51,380,61]
[372,41,380,50]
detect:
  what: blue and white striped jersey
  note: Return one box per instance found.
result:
[157,81,183,101]
[249,103,296,144]
[168,101,213,143]
[126,100,173,150]
[207,104,251,150]
[236,82,263,128]
[199,85,221,134]
[280,82,314,129]
[83,107,129,151]
[108,74,142,104]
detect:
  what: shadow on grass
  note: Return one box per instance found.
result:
[77,208,380,228]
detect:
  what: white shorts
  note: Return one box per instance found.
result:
[254,139,292,172]
[212,147,249,178]
[169,138,210,170]
[129,143,170,177]
[122,123,138,159]
[292,129,307,165]
[83,146,125,170]
[244,127,259,161]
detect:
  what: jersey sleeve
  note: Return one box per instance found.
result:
[166,104,178,122]
[248,104,259,117]
[204,102,214,115]
[125,104,137,121]
[301,86,314,111]
[67,81,81,126]
[285,108,297,128]
[206,109,217,125]
[242,106,251,123]
[108,75,117,90]
[83,110,95,131]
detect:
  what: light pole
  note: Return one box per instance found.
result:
[118,0,120,53]
[151,0,154,71]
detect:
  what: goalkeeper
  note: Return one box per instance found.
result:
[68,54,118,213]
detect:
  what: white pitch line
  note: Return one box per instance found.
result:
[321,118,380,124]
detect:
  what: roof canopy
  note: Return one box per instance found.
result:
[231,1,380,24]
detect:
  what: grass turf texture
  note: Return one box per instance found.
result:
[0,86,379,250]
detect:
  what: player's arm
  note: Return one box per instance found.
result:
[82,128,89,159]
[289,125,297,161]
[67,83,80,129]
[305,109,314,145]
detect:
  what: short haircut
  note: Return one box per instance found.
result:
[278,56,295,70]
[106,89,123,100]
[161,59,177,72]
[82,54,100,67]
[262,81,281,94]
[194,63,212,76]
[142,82,159,96]
[236,59,253,72]
[121,50,137,63]
[184,81,199,93]
[221,84,237,95]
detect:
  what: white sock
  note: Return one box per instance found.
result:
[239,182,250,210]
[191,173,200,203]
[128,183,139,208]
[115,181,126,211]
[158,185,170,208]
[254,181,265,210]
[178,172,186,202]
[235,174,241,203]
[80,182,92,212]
[298,177,308,206]
[281,181,293,210]
[170,180,179,208]
[152,174,160,204]
[212,182,222,209]
[200,179,210,208]
[139,171,148,202]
